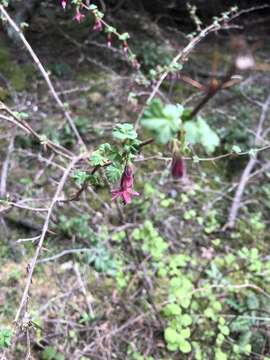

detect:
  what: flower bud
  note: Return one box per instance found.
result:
[120,165,133,189]
[61,0,67,9]
[93,19,103,32]
[73,9,85,23]
[171,155,185,178]
[107,33,112,47]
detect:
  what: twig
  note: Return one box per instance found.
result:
[0,5,86,149]
[188,66,235,119]
[0,103,74,159]
[74,263,94,318]
[135,5,269,129]
[58,28,118,75]
[143,9,237,105]
[25,329,31,360]
[37,248,92,264]
[191,283,270,300]
[0,201,49,214]
[63,138,154,203]
[17,236,41,244]
[225,92,270,229]
[0,132,14,197]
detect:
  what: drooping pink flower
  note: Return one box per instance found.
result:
[73,9,85,23]
[93,19,103,32]
[123,41,129,54]
[111,165,139,205]
[201,247,214,260]
[61,0,67,9]
[171,154,185,178]
[107,33,112,47]
[120,165,133,189]
[132,59,140,70]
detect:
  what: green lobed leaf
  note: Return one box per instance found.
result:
[112,123,137,142]
[163,303,182,316]
[179,339,192,353]
[89,150,108,166]
[140,99,183,144]
[164,327,179,344]
[0,328,12,349]
[106,164,123,183]
[184,115,220,153]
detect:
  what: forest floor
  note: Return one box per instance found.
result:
[1,4,270,360]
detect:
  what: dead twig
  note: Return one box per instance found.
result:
[225,92,270,229]
[0,5,86,149]
[0,132,15,197]
[0,102,74,159]
[74,263,95,318]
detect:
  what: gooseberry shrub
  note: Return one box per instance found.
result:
[1,1,269,359]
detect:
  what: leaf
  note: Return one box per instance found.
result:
[0,328,12,349]
[215,349,227,360]
[164,327,179,344]
[71,170,88,186]
[155,124,174,145]
[141,99,183,144]
[106,164,122,183]
[179,339,191,353]
[204,307,215,319]
[231,145,242,154]
[167,342,178,352]
[99,143,112,153]
[181,314,192,327]
[180,296,191,309]
[181,328,191,339]
[118,32,130,41]
[41,346,57,360]
[184,121,200,144]
[249,148,257,157]
[89,4,98,10]
[139,118,169,131]
[112,123,137,142]
[230,317,251,333]
[218,325,230,336]
[89,150,107,166]
[89,143,113,166]
[246,293,259,310]
[163,303,182,316]
[184,115,220,153]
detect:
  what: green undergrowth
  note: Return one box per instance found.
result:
[0,42,35,91]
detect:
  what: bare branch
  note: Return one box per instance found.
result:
[225,92,270,229]
[0,132,15,197]
[0,5,86,149]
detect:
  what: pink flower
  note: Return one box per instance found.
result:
[111,165,139,205]
[61,0,67,9]
[123,41,129,54]
[107,34,112,47]
[93,19,103,32]
[171,154,185,178]
[120,165,133,189]
[201,247,214,260]
[132,59,140,70]
[73,9,85,23]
